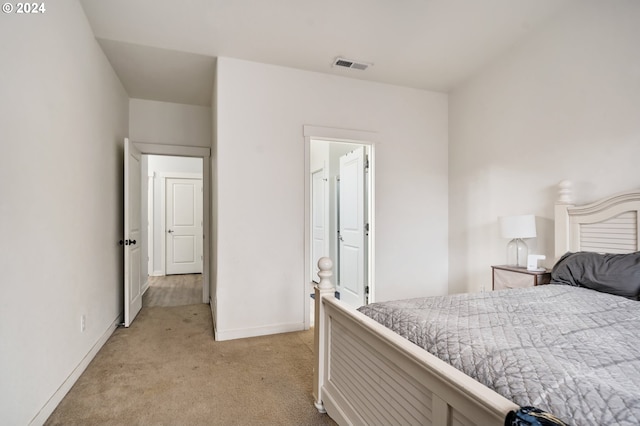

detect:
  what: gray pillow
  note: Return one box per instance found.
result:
[551,251,640,299]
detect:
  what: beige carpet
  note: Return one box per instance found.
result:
[143,274,203,307]
[45,303,336,426]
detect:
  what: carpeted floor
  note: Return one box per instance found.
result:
[45,303,336,425]
[143,274,203,307]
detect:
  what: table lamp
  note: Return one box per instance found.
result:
[499,214,536,267]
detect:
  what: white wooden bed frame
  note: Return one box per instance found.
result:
[313,181,640,425]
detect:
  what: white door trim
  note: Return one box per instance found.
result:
[131,142,211,305]
[303,125,377,330]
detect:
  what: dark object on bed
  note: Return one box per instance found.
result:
[551,251,640,299]
[506,406,568,426]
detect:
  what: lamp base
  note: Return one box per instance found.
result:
[506,238,528,268]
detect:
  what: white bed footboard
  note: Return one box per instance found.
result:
[313,185,640,425]
[313,258,517,426]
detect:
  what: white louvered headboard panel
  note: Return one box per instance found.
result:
[579,211,638,254]
[555,184,640,258]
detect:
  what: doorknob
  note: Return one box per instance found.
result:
[120,239,137,246]
[167,229,174,233]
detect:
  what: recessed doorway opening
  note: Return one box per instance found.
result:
[123,141,210,327]
[143,154,204,309]
[304,126,376,329]
[145,155,203,278]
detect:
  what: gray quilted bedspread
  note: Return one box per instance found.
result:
[357,284,640,426]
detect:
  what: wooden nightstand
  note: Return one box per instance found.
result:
[492,265,551,291]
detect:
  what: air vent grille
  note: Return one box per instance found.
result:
[333,57,371,71]
[335,59,353,68]
[350,62,369,71]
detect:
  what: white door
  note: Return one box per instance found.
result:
[166,178,203,275]
[147,175,154,276]
[311,168,329,282]
[124,138,143,327]
[338,146,367,308]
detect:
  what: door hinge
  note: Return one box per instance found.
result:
[365,286,370,295]
[365,155,369,171]
[364,223,370,232]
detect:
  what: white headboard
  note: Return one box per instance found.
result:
[555,181,640,259]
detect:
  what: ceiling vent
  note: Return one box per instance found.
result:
[333,57,371,71]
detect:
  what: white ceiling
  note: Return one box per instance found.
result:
[80,0,576,106]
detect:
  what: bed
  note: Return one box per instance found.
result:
[313,182,640,425]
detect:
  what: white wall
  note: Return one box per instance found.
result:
[0,1,129,424]
[449,0,640,294]
[215,57,448,340]
[129,98,211,147]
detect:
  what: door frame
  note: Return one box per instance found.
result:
[132,142,211,304]
[303,125,377,329]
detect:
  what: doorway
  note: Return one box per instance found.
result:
[305,126,376,327]
[146,155,203,277]
[145,156,204,303]
[123,142,210,327]
[310,140,372,306]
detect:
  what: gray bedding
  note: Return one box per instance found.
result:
[357,284,640,425]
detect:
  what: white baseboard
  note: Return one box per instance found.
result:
[29,313,122,426]
[214,321,305,341]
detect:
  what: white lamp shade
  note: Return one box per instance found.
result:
[499,214,536,239]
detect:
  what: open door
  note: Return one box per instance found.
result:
[338,146,367,309]
[124,138,143,327]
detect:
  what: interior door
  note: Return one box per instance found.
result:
[311,168,329,282]
[338,146,367,308]
[166,178,203,275]
[124,138,143,327]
